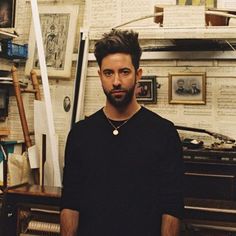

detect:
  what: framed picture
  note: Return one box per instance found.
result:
[177,0,216,8]
[25,5,79,78]
[0,87,9,121]
[0,0,16,28]
[168,72,206,104]
[136,76,157,104]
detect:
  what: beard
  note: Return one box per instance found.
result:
[103,80,136,108]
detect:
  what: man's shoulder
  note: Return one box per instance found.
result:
[141,107,174,127]
[72,108,104,129]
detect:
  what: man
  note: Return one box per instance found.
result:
[63,96,71,112]
[175,79,187,95]
[60,29,184,236]
[189,80,201,95]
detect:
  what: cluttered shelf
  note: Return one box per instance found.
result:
[89,26,236,40]
[183,148,236,160]
[0,29,18,40]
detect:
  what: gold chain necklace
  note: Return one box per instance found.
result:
[105,117,129,135]
[104,106,141,136]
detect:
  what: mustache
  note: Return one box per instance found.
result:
[110,86,127,93]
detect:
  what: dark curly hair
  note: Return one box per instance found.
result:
[94,29,142,71]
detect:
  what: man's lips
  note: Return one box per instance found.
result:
[111,90,126,95]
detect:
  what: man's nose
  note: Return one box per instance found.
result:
[113,73,121,86]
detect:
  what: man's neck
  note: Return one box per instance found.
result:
[104,100,141,121]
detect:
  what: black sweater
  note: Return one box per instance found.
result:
[61,107,184,236]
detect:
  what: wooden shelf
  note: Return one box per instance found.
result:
[0,77,28,88]
[0,29,18,40]
[89,26,236,40]
[0,128,10,137]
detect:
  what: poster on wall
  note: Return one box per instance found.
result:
[0,0,16,28]
[25,5,79,78]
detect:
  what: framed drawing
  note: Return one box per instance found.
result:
[0,0,16,28]
[136,76,157,104]
[25,5,79,78]
[168,72,206,104]
[177,0,216,8]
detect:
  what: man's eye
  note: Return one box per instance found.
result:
[121,70,130,76]
[104,71,113,77]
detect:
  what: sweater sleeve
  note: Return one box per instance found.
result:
[158,123,184,219]
[61,124,83,211]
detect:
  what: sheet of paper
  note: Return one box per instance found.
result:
[28,145,39,169]
[154,0,176,5]
[84,0,156,28]
[217,0,236,9]
[163,5,205,27]
[50,84,73,171]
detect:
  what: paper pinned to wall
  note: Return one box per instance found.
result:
[163,5,205,28]
[83,0,156,28]
[217,0,236,9]
[154,0,176,5]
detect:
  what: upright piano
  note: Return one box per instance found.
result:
[183,148,236,233]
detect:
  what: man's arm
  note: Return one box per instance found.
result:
[161,214,181,236]
[60,209,79,236]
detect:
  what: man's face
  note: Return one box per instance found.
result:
[177,81,184,89]
[64,97,70,106]
[98,53,142,108]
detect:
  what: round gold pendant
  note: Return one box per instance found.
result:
[113,129,119,135]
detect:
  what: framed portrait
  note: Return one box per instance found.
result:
[168,72,206,104]
[63,96,71,112]
[136,76,157,104]
[0,0,16,28]
[25,5,79,78]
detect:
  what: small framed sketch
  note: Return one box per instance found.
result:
[25,5,79,78]
[136,76,157,104]
[177,0,216,8]
[0,0,16,28]
[168,72,206,105]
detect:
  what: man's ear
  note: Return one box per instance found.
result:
[98,69,101,79]
[136,68,143,82]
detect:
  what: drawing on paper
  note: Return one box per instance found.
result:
[25,5,79,78]
[177,0,216,8]
[33,14,70,71]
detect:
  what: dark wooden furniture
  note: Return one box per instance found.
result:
[2,148,236,235]
[1,184,61,235]
[183,148,236,233]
